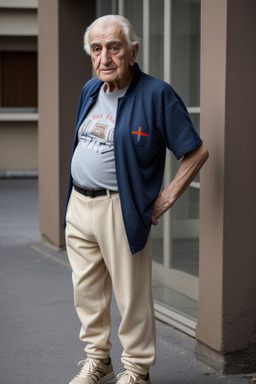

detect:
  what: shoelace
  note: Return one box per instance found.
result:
[117,370,138,383]
[77,358,98,378]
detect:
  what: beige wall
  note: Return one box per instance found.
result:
[0,0,37,7]
[0,8,37,36]
[0,2,38,173]
[38,0,95,247]
[0,120,38,171]
[197,0,256,373]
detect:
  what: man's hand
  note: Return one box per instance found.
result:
[151,190,170,225]
[151,144,209,225]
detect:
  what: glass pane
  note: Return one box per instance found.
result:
[171,0,201,106]
[96,0,114,16]
[146,0,164,262]
[152,216,164,264]
[190,113,200,134]
[171,186,200,277]
[152,282,198,319]
[123,0,143,68]
[169,0,201,279]
[149,0,164,79]
[189,112,200,182]
[172,238,199,277]
[170,142,200,276]
[172,185,199,221]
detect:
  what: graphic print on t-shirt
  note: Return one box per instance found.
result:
[71,84,129,190]
[78,116,114,154]
[92,122,108,138]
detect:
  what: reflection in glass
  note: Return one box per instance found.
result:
[149,0,164,79]
[96,0,114,16]
[171,0,201,106]
[95,0,202,322]
[171,187,200,277]
[169,0,201,280]
[152,217,164,264]
[123,0,143,68]
[149,0,164,264]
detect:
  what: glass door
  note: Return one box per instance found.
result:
[96,0,201,334]
[151,0,201,332]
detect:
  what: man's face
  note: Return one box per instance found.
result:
[89,22,137,92]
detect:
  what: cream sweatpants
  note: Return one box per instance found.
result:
[65,188,156,375]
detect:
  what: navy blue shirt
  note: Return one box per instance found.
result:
[64,63,202,255]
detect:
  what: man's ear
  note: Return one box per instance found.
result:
[130,44,139,66]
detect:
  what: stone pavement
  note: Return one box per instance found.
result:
[0,178,254,384]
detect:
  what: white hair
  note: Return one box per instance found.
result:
[83,14,140,55]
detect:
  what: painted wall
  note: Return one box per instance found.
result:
[38,0,95,246]
[197,0,256,373]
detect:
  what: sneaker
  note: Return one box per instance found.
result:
[69,358,115,384]
[116,370,151,384]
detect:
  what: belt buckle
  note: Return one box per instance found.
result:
[86,188,95,198]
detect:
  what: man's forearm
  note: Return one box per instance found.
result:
[151,144,209,225]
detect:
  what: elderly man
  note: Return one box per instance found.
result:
[64,14,208,384]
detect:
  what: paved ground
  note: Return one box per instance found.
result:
[0,178,254,384]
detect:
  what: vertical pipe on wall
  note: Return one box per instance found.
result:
[163,0,172,268]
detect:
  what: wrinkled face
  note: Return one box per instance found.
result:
[89,22,138,92]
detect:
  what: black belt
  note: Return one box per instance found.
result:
[73,182,116,198]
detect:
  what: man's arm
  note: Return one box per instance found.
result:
[151,144,209,225]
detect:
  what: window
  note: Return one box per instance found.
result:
[96,0,201,334]
[1,51,38,109]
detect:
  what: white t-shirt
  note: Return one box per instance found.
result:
[71,84,129,190]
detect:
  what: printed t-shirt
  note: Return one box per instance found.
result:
[71,84,129,191]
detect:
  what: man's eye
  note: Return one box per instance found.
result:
[93,47,101,55]
[111,46,119,52]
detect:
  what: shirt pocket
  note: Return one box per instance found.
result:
[131,126,150,147]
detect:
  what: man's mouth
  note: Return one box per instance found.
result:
[100,68,116,73]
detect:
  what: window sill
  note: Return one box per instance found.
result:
[0,112,39,122]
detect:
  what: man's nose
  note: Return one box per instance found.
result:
[101,48,111,65]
